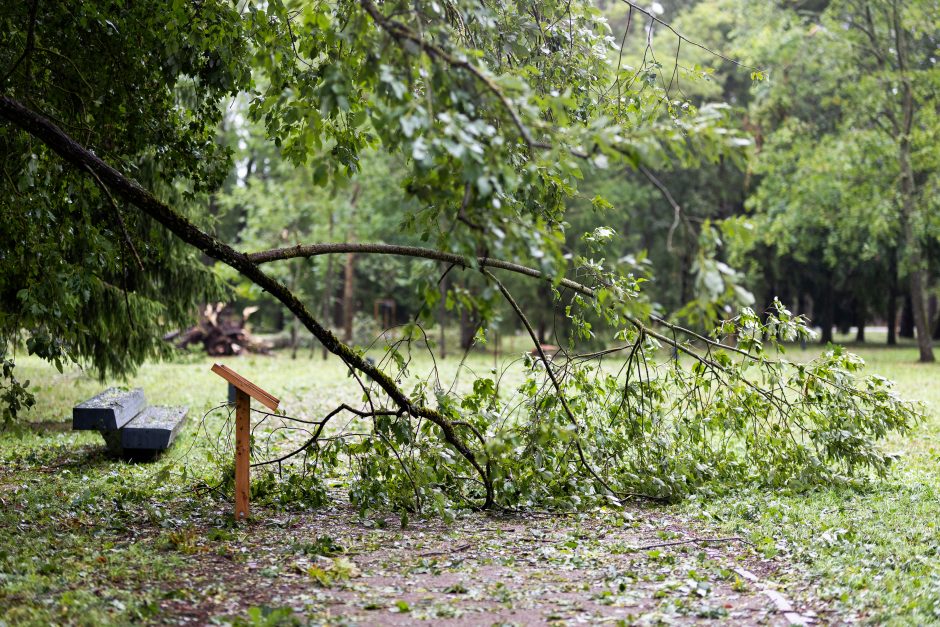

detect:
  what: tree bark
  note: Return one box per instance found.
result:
[886,293,898,346]
[854,301,866,343]
[899,294,914,338]
[894,7,934,362]
[819,289,834,345]
[342,250,356,343]
[459,307,477,350]
[439,272,447,359]
[320,211,335,360]
[341,187,360,344]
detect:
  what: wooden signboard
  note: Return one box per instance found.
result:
[210,363,280,520]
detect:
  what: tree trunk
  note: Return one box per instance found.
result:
[290,317,299,359]
[818,289,834,345]
[895,15,934,362]
[854,301,866,343]
[459,307,477,350]
[899,294,914,338]
[537,283,549,344]
[341,188,360,345]
[932,295,940,340]
[342,251,355,343]
[899,138,934,360]
[439,273,447,359]
[886,292,898,346]
[320,211,335,360]
[907,264,934,361]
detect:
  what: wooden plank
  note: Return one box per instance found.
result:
[234,389,250,520]
[210,363,280,411]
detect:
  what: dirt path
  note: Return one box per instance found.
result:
[154,503,819,625]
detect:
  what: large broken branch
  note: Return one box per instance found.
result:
[0,95,493,508]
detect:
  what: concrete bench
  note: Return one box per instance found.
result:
[72,388,187,457]
[73,387,146,431]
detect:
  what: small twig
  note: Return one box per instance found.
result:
[2,0,39,85]
[634,536,754,551]
[418,542,473,557]
[84,164,145,272]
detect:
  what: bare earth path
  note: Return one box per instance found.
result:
[1,443,826,626]
[152,501,820,625]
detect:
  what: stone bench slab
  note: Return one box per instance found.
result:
[73,387,146,431]
[121,406,188,451]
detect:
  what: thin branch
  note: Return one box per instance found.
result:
[617,0,763,73]
[359,0,545,151]
[2,0,39,85]
[482,268,624,504]
[638,165,685,251]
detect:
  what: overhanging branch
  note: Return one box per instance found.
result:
[0,95,493,508]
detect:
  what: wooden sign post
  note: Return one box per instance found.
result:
[210,363,280,520]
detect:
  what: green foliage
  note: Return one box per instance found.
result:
[264,296,921,515]
[0,355,34,427]
[1,0,243,391]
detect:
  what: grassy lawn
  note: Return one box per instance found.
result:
[682,338,940,624]
[0,336,938,624]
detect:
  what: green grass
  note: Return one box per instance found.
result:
[681,340,940,624]
[1,337,939,624]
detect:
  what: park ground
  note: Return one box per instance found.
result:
[1,334,938,625]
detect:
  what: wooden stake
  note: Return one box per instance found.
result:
[235,389,250,520]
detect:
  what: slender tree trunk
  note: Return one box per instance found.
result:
[290,317,299,359]
[887,251,898,345]
[895,11,934,362]
[459,307,477,350]
[439,273,447,359]
[931,295,940,340]
[537,284,549,344]
[320,211,335,360]
[341,187,361,344]
[342,251,355,343]
[886,294,898,346]
[819,289,834,345]
[900,294,914,338]
[854,301,866,343]
[899,137,934,361]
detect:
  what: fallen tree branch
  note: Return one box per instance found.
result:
[0,95,493,509]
